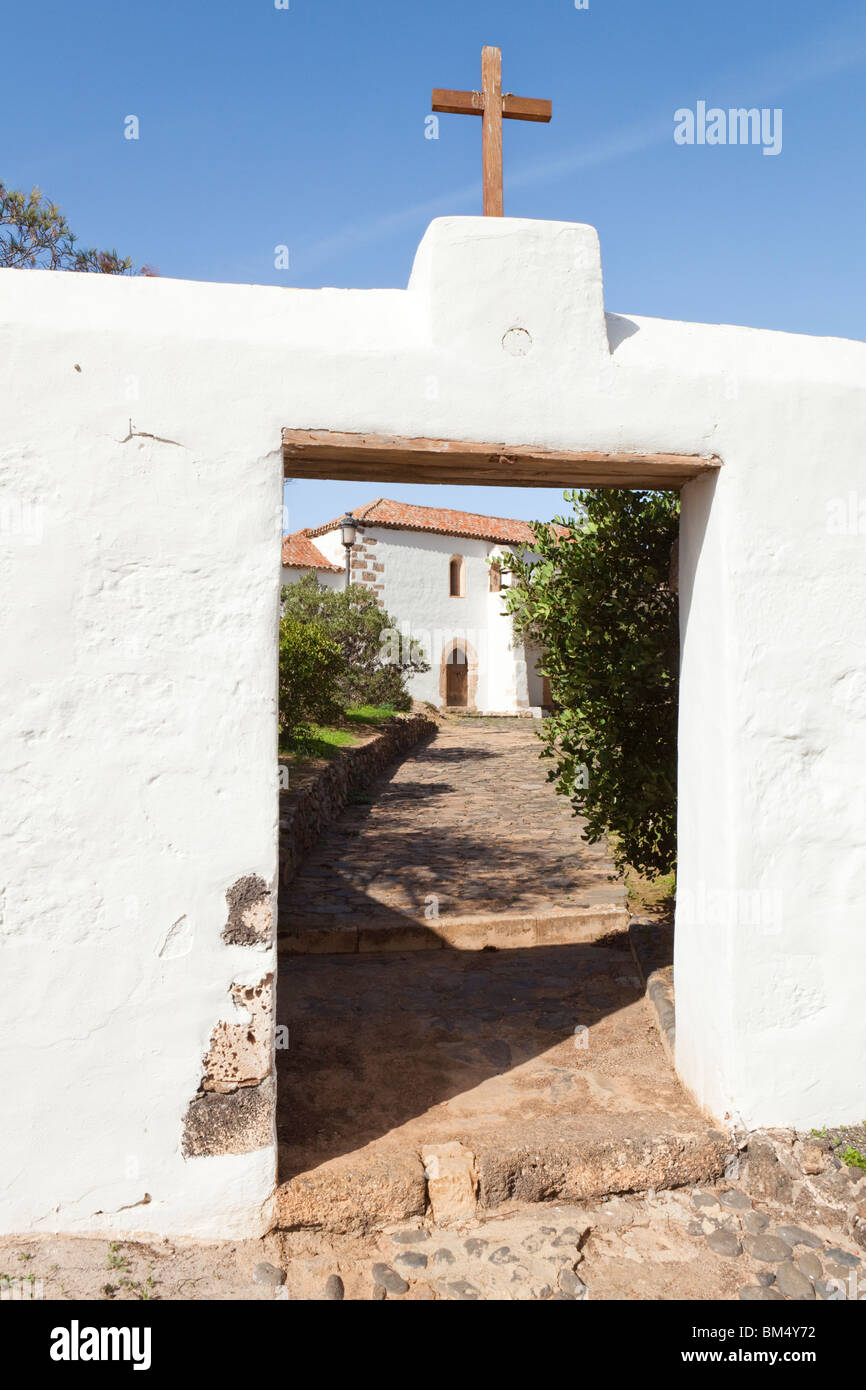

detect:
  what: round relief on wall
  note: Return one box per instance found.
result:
[502,327,533,357]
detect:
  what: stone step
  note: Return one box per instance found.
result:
[278,903,630,956]
[275,1127,730,1234]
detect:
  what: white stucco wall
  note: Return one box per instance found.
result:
[2,213,864,1238]
[309,528,346,571]
[280,564,342,591]
[525,641,547,709]
[374,526,489,707]
[485,548,531,713]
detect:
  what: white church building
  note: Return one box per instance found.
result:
[281,497,549,714]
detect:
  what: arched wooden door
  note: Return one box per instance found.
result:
[446,646,468,707]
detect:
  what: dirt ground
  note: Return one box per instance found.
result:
[277,936,716,1181]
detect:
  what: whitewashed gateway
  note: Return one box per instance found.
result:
[282,498,548,714]
[1,216,865,1239]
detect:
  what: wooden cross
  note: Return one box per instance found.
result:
[432,46,552,217]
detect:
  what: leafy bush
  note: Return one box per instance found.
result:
[504,489,680,879]
[281,575,428,712]
[278,617,346,742]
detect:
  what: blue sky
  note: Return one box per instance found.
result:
[4,0,865,530]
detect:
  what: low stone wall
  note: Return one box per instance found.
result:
[278,713,438,892]
[628,916,676,1061]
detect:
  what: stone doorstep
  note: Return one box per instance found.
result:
[277,904,630,956]
[275,1128,731,1235]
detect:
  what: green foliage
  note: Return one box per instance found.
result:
[839,1145,866,1171]
[504,488,680,879]
[281,575,428,712]
[279,616,345,743]
[0,182,154,274]
[285,724,358,761]
[345,704,398,725]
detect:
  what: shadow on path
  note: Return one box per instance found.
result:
[276,936,693,1183]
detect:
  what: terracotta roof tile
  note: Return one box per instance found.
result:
[305,498,542,545]
[281,532,343,571]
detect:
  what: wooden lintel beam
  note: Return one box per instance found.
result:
[281,429,721,490]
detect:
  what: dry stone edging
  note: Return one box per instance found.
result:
[628,916,676,1060]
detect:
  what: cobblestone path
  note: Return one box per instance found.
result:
[279,717,625,948]
[13,1182,863,1301]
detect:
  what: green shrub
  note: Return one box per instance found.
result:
[278,616,345,742]
[504,488,680,879]
[281,576,428,712]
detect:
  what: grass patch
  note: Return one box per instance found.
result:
[279,705,398,762]
[280,725,358,762]
[345,704,398,725]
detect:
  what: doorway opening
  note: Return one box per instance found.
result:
[275,427,719,1228]
[439,638,478,710]
[446,646,468,707]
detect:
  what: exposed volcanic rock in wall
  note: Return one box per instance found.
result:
[182,876,277,1158]
[222,875,273,947]
[182,1075,276,1160]
[200,975,274,1094]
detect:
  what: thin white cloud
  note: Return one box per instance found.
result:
[297,12,866,276]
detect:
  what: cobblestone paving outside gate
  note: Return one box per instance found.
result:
[9,1183,862,1300]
